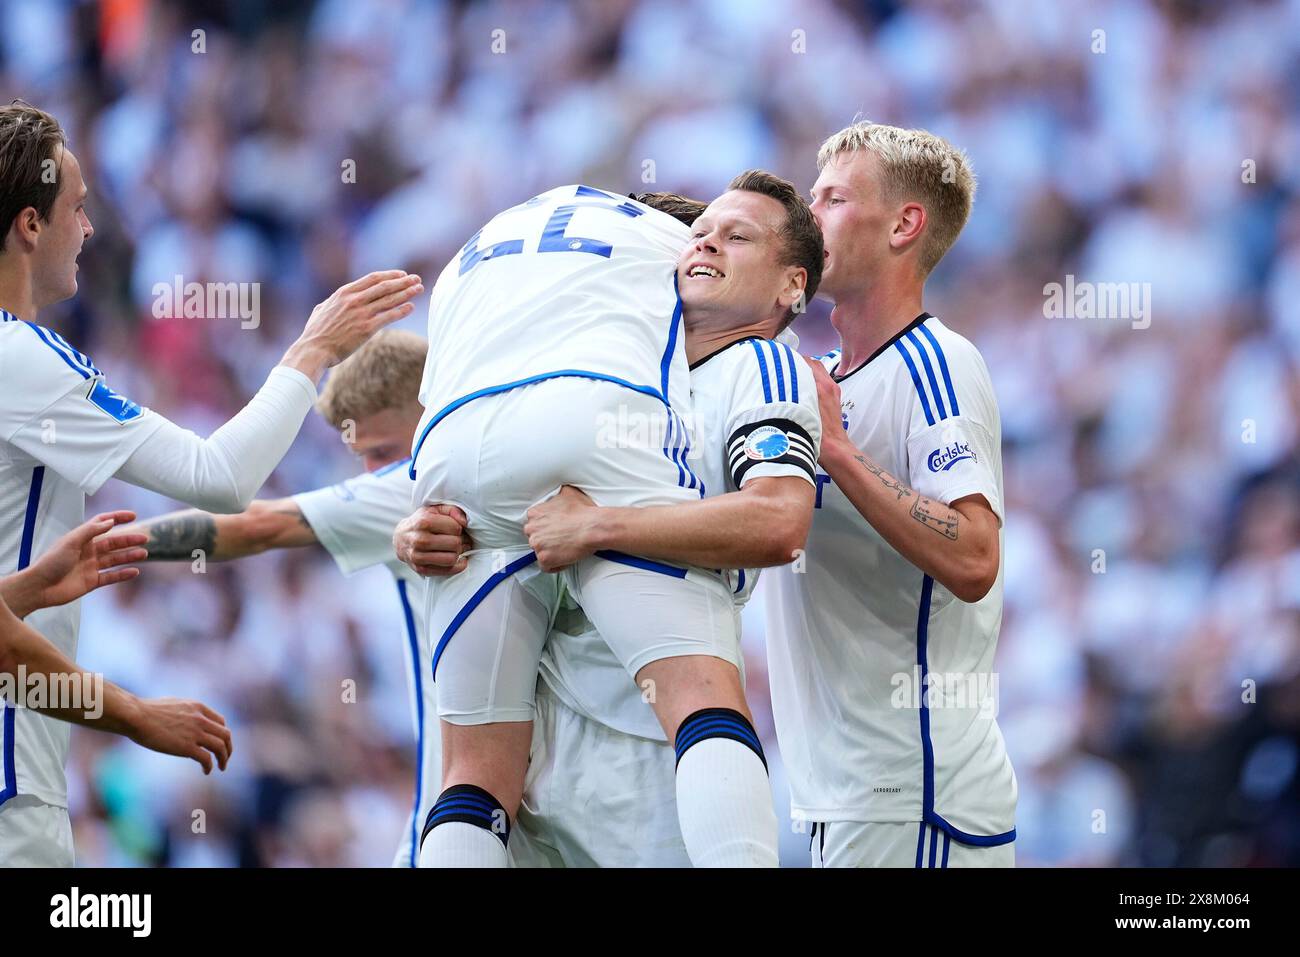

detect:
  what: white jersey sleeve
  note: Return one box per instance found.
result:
[0,317,164,495]
[292,458,415,575]
[719,338,821,491]
[896,326,1004,523]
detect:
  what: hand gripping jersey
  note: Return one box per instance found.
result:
[765,314,1017,845]
[539,335,821,740]
[0,311,164,810]
[292,458,438,868]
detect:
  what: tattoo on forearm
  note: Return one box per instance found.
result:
[271,504,314,532]
[852,454,959,539]
[853,454,913,501]
[142,513,218,560]
[910,497,959,540]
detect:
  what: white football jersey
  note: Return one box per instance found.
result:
[765,314,1017,844]
[292,458,438,868]
[539,335,821,740]
[410,186,692,472]
[0,310,164,809]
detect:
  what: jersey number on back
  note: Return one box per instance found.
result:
[458,185,644,275]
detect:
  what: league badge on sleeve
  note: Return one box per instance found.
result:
[86,379,145,423]
[744,424,792,460]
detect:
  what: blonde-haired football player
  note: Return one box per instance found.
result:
[128,329,452,868]
[766,121,1017,867]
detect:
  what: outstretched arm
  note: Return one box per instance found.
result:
[127,498,318,562]
[111,272,423,514]
[0,597,232,773]
[0,511,147,618]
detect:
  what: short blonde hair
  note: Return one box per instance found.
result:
[316,328,427,429]
[817,121,976,275]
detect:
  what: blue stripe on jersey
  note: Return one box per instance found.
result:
[905,330,948,421]
[916,574,937,817]
[24,322,94,380]
[917,322,960,417]
[409,370,666,479]
[893,341,935,426]
[928,824,939,868]
[594,549,688,579]
[0,309,18,322]
[676,410,696,488]
[48,329,100,376]
[373,456,413,478]
[780,343,800,403]
[734,567,745,594]
[677,429,695,490]
[748,340,772,402]
[0,704,14,809]
[664,413,686,487]
[430,551,538,680]
[18,466,45,570]
[396,579,424,868]
[659,273,683,401]
[915,571,1017,849]
[675,409,704,494]
[3,467,45,809]
[942,831,951,868]
[767,341,787,401]
[928,814,1017,847]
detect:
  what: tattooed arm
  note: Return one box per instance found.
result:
[811,364,999,603]
[126,498,318,562]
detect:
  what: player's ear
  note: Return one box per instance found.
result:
[778,265,807,310]
[890,201,926,252]
[7,207,42,252]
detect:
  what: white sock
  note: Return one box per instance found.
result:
[419,820,509,868]
[675,737,779,867]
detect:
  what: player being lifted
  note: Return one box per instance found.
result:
[0,102,421,866]
[410,175,817,867]
[400,176,826,866]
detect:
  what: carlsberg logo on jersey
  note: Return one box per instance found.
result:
[928,441,976,472]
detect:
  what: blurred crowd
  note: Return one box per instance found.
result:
[3,0,1297,866]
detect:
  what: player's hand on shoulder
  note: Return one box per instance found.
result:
[524,486,598,572]
[394,504,471,577]
[126,697,233,775]
[285,270,424,378]
[809,360,850,457]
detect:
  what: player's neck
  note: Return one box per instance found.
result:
[684,316,775,365]
[829,277,924,371]
[0,257,39,323]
